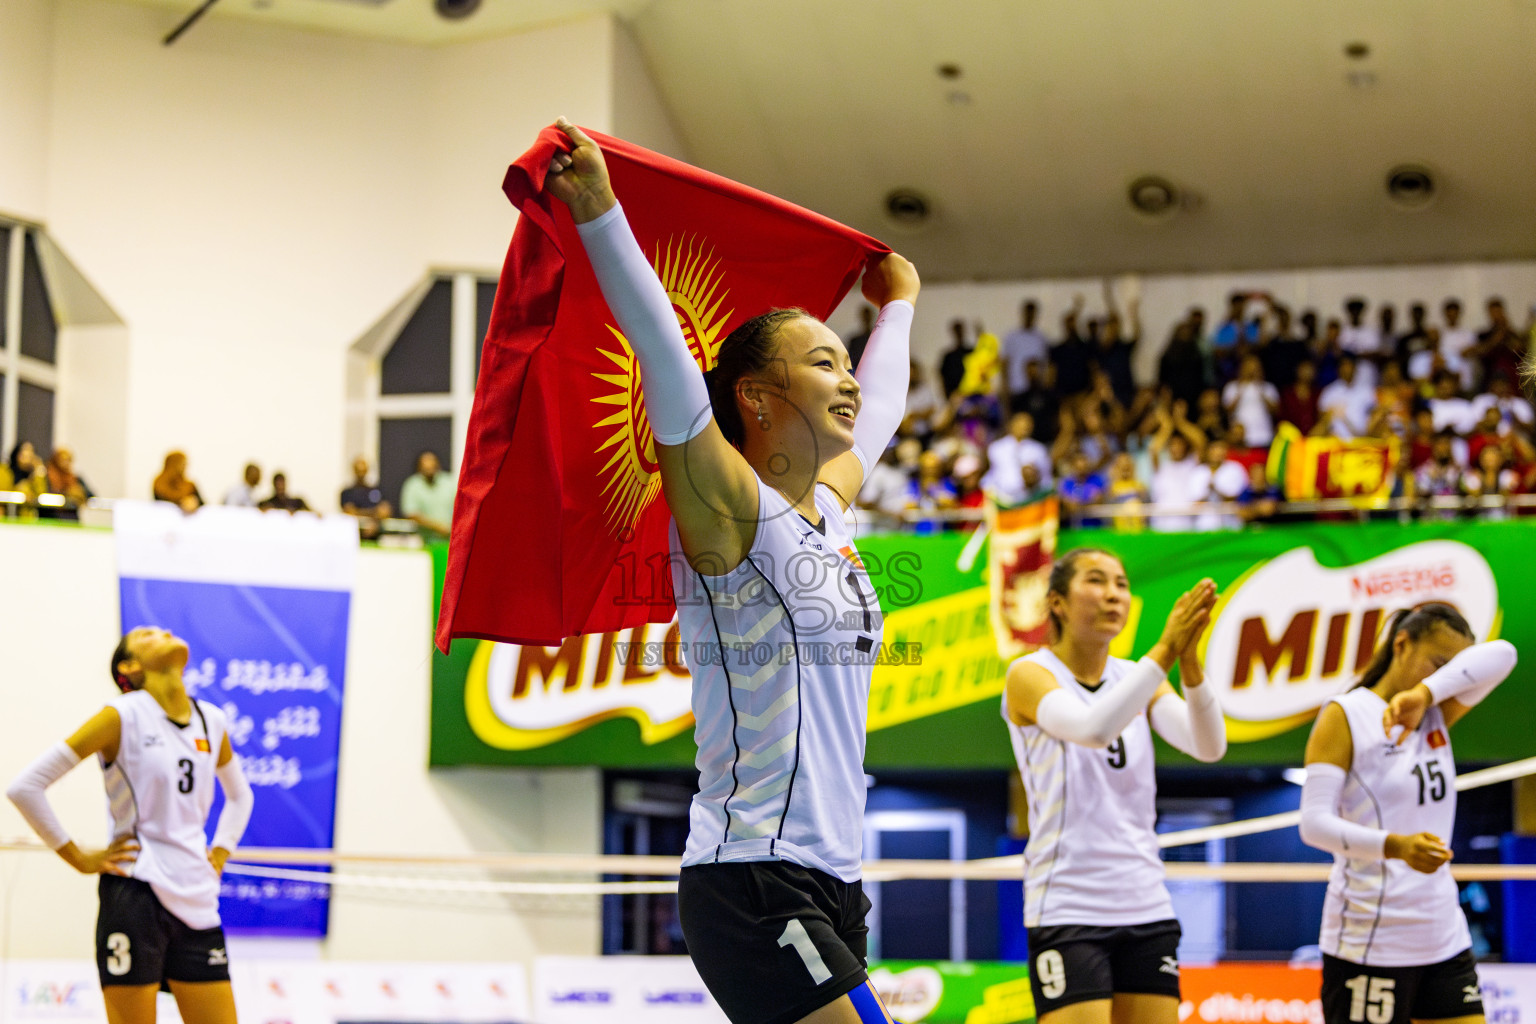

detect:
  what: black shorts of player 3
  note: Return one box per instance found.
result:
[679,862,872,1024]
[96,875,231,988]
[1321,950,1484,1024]
[1026,919,1183,1016]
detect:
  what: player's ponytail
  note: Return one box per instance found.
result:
[1353,603,1473,690]
[705,308,807,449]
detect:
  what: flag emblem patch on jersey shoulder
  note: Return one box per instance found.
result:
[839,545,864,570]
[1427,729,1447,750]
[195,738,211,752]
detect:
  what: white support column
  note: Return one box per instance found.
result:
[2,227,24,458]
[449,272,477,472]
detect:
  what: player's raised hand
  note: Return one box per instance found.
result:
[546,117,616,224]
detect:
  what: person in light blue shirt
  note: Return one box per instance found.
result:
[400,451,455,542]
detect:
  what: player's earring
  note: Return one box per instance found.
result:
[757,407,770,430]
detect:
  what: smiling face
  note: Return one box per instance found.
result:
[1049,550,1131,644]
[744,316,861,464]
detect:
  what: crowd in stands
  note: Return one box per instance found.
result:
[855,289,1536,531]
[1,444,457,543]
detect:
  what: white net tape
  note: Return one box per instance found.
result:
[4,755,1533,898]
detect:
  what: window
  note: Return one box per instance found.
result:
[1,222,59,463]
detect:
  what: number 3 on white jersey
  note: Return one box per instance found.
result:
[105,932,132,976]
[777,919,832,984]
[1037,949,1067,999]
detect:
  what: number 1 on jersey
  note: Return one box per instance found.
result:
[777,919,832,985]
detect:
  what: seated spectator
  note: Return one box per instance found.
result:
[1339,297,1383,363]
[1279,359,1322,435]
[224,463,261,507]
[1197,439,1251,531]
[1316,354,1375,438]
[1223,355,1280,448]
[856,443,912,519]
[1463,443,1521,520]
[1471,373,1534,435]
[1259,300,1309,389]
[1314,318,1343,386]
[1238,463,1284,525]
[986,412,1052,504]
[1223,422,1269,473]
[1057,449,1107,527]
[1414,432,1466,519]
[258,472,311,513]
[402,450,456,542]
[1212,292,1259,352]
[1082,369,1129,436]
[153,450,203,513]
[938,319,971,399]
[1017,462,1053,506]
[905,450,958,533]
[953,454,988,515]
[42,448,92,518]
[1466,407,1506,468]
[6,441,46,502]
[1406,326,1443,386]
[1103,452,1151,532]
[1427,371,1477,435]
[340,456,391,538]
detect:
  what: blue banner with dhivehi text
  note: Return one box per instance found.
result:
[114,501,357,937]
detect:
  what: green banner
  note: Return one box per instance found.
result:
[870,961,1033,1024]
[430,520,1535,768]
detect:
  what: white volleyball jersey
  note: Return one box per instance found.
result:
[101,690,228,930]
[1319,688,1469,966]
[674,477,883,882]
[1003,649,1175,928]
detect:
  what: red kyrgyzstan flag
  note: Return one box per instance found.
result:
[436,126,889,651]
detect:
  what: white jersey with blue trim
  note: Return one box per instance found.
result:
[674,476,883,882]
[1319,687,1469,966]
[1003,648,1174,927]
[101,690,228,930]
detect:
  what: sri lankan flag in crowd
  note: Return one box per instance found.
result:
[987,493,1060,660]
[1267,422,1400,507]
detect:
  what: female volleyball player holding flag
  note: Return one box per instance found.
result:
[1301,604,1517,1024]
[7,627,254,1024]
[546,120,916,1024]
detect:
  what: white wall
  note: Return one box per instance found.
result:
[0,0,53,223]
[55,323,130,501]
[0,522,602,963]
[826,259,1536,388]
[610,20,690,163]
[10,0,620,513]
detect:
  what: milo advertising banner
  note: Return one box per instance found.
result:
[429,520,1533,768]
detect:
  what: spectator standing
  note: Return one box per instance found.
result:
[1439,299,1478,391]
[1474,298,1528,389]
[1278,356,1322,436]
[938,319,970,399]
[1395,302,1433,371]
[901,360,943,441]
[1260,301,1309,389]
[401,450,456,542]
[1339,297,1383,362]
[1095,282,1140,408]
[1471,374,1534,435]
[1057,449,1107,527]
[855,444,911,519]
[223,463,261,507]
[340,456,391,538]
[258,473,310,513]
[1051,296,1093,399]
[1427,371,1478,436]
[844,305,875,371]
[1213,292,1260,352]
[1223,354,1281,447]
[152,451,203,513]
[1158,320,1207,410]
[1002,300,1049,410]
[1015,360,1061,446]
[1148,403,1210,532]
[1316,355,1375,439]
[1103,452,1151,532]
[1196,439,1250,531]
[986,412,1052,504]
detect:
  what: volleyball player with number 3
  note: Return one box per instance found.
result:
[1002,549,1226,1024]
[1301,604,1518,1024]
[6,627,254,1024]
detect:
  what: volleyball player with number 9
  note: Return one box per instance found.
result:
[1002,549,1227,1024]
[1300,604,1518,1024]
[6,627,254,1024]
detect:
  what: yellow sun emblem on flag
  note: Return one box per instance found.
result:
[591,235,733,537]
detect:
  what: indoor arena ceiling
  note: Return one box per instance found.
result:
[118,0,1536,281]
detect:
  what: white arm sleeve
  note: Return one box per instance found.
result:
[1299,763,1387,860]
[1425,640,1518,707]
[575,202,713,446]
[212,755,254,853]
[1149,683,1228,763]
[851,300,915,476]
[4,741,82,850]
[1033,656,1167,748]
